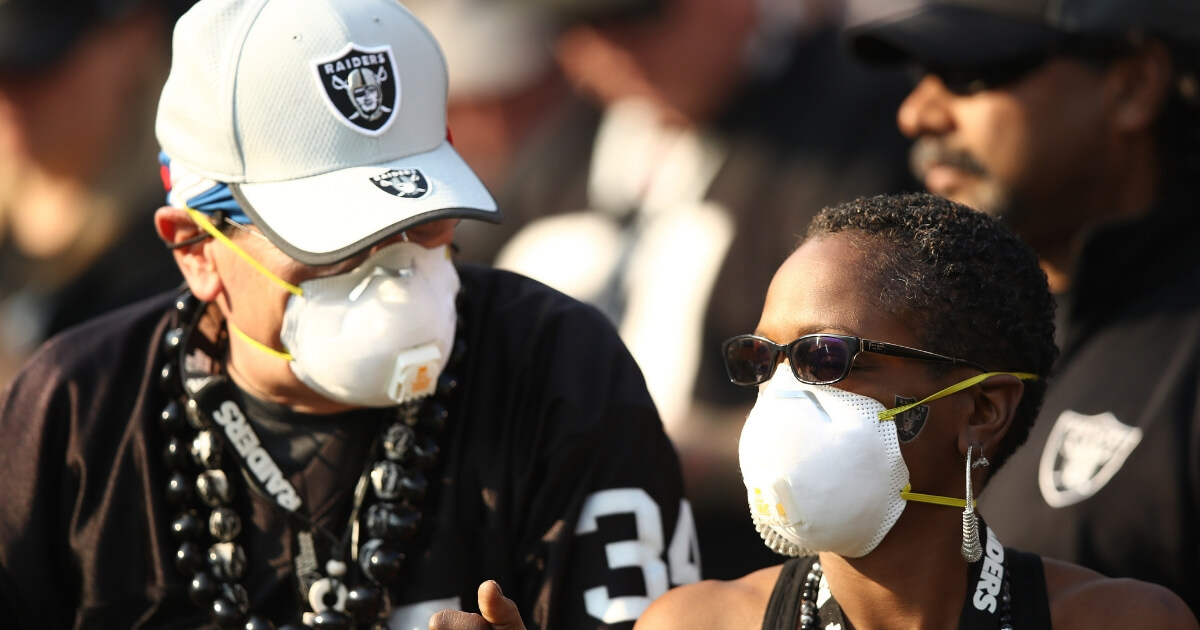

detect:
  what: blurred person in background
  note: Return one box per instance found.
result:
[453,0,917,581]
[848,0,1200,614]
[406,0,664,262]
[402,0,574,196]
[0,0,191,384]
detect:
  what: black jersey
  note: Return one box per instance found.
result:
[0,263,699,629]
[982,189,1200,615]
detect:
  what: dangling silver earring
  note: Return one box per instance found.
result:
[961,445,987,562]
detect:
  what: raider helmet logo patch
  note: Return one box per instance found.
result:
[1038,410,1143,508]
[314,43,399,135]
[891,395,929,443]
[370,169,430,199]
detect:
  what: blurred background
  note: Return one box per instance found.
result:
[0,0,196,383]
[0,0,918,581]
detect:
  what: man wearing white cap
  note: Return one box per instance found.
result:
[0,0,698,628]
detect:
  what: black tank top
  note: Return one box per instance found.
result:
[762,549,1052,629]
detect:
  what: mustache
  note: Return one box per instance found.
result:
[909,137,988,179]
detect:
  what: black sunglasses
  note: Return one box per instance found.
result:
[919,35,1135,96]
[921,54,1050,95]
[721,333,988,387]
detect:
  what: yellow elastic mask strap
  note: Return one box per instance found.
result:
[184,207,303,297]
[899,483,975,509]
[878,371,1039,421]
[226,317,295,362]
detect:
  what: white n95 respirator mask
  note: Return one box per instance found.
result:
[738,365,1032,558]
[278,241,459,407]
[739,371,910,558]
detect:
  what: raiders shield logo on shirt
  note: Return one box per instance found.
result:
[313,43,399,135]
[1038,410,1143,508]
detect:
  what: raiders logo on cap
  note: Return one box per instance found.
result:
[313,43,400,135]
[370,169,431,199]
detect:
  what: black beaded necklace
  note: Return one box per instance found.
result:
[797,557,1014,630]
[158,291,463,629]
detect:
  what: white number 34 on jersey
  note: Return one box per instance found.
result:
[576,489,701,624]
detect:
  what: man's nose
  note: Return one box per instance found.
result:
[897,74,956,139]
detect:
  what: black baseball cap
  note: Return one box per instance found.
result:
[846,0,1200,68]
[525,0,662,24]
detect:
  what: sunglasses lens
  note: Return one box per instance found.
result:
[926,54,1050,95]
[790,335,852,384]
[723,336,778,386]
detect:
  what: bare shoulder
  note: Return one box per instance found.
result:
[1043,557,1198,629]
[633,564,785,630]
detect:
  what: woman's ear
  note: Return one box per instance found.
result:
[959,373,1025,463]
[154,206,222,301]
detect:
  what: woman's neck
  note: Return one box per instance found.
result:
[818,509,973,629]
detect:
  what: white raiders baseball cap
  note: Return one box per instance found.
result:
[155,0,501,265]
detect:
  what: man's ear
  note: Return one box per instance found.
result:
[1105,39,1174,134]
[154,206,222,301]
[959,374,1025,463]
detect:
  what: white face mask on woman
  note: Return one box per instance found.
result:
[189,209,459,407]
[738,367,1031,558]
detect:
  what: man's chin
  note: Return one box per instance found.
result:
[952,191,1007,219]
[924,172,1007,218]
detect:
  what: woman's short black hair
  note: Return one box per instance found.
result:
[807,192,1058,472]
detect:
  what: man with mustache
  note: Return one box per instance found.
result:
[846,0,1200,617]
